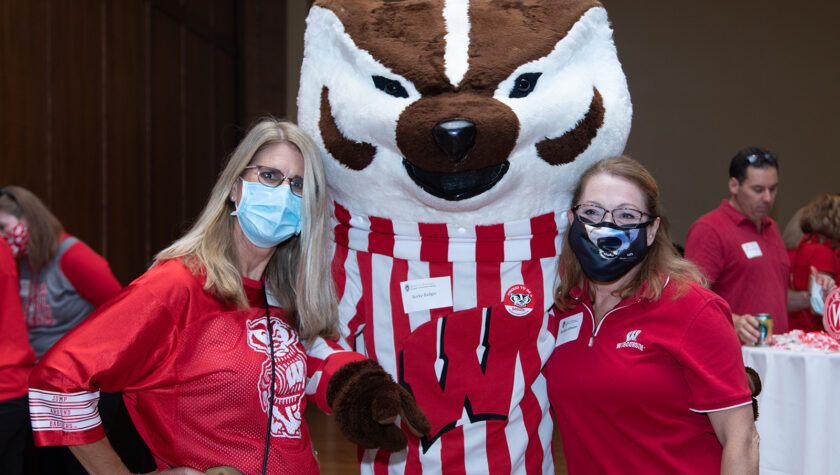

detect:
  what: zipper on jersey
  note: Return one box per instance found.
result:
[583,301,636,347]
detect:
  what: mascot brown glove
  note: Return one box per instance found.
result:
[327,359,431,452]
[745,366,762,421]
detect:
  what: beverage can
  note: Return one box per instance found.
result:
[756,313,773,346]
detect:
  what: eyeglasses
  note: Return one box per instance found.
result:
[572,204,655,229]
[242,165,303,197]
[744,152,778,166]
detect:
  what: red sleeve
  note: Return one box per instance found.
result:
[0,241,36,400]
[28,280,178,446]
[802,244,839,276]
[59,239,122,307]
[678,298,752,412]
[684,221,724,285]
[305,336,366,414]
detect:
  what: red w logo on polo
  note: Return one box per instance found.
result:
[399,303,542,452]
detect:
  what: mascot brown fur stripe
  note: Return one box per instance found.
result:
[320,0,601,93]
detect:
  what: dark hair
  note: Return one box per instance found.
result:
[554,156,705,310]
[729,146,779,184]
[0,186,64,271]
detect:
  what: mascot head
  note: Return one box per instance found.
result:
[298,0,631,225]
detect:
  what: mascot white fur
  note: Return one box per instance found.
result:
[299,1,631,472]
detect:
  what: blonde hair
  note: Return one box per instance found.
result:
[154,118,337,340]
[0,186,63,271]
[554,156,706,310]
[800,193,840,242]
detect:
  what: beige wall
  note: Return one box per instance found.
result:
[606,0,840,243]
[285,2,840,243]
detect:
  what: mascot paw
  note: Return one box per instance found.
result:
[745,366,762,421]
[327,359,431,452]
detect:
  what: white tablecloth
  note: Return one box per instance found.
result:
[742,346,840,474]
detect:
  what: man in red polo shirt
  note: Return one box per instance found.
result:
[685,147,807,345]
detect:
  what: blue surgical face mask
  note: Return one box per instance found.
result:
[232,179,303,248]
[811,279,826,316]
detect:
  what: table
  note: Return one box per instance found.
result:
[742,346,840,474]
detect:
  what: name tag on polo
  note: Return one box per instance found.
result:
[556,312,584,346]
[741,241,763,259]
[400,276,453,313]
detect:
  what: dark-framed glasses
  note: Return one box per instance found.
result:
[243,165,303,197]
[573,204,655,229]
[744,152,778,166]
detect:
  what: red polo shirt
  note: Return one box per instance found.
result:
[544,279,751,474]
[685,199,789,333]
[789,234,840,331]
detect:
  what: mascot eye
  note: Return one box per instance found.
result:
[509,72,542,98]
[372,75,409,98]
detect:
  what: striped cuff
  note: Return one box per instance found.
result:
[29,388,103,444]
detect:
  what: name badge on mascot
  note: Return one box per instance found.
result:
[401,277,454,313]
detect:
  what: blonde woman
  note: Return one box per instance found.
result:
[28,119,428,474]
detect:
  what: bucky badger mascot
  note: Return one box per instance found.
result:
[299,0,632,472]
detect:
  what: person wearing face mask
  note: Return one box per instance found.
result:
[0,186,123,474]
[26,119,429,474]
[544,156,759,474]
[0,187,123,360]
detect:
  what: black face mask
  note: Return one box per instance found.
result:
[568,216,651,283]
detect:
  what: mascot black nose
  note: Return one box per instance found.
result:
[433,119,476,163]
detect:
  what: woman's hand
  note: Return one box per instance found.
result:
[144,468,204,475]
[69,437,205,475]
[810,266,837,294]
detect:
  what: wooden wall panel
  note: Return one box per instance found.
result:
[104,0,148,281]
[1,0,286,285]
[149,8,185,258]
[49,0,104,251]
[215,49,238,171]
[185,30,217,219]
[240,0,286,122]
[0,0,49,198]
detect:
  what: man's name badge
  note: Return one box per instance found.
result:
[400,276,453,314]
[741,241,763,259]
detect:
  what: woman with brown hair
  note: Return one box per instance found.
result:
[0,186,122,359]
[544,156,758,474]
[0,186,123,474]
[788,192,840,331]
